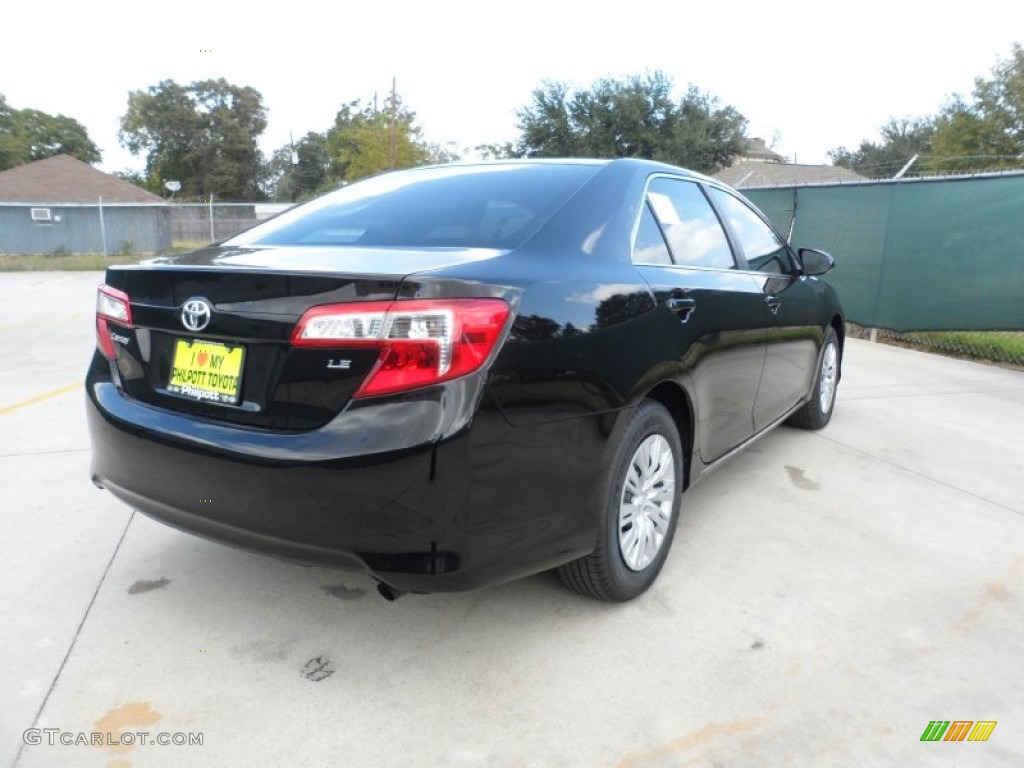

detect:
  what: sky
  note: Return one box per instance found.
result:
[3,0,1022,177]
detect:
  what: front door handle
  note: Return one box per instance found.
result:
[665,297,697,322]
[765,296,782,315]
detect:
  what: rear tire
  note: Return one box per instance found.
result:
[788,327,839,430]
[558,400,682,601]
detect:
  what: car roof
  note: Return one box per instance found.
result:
[404,156,713,183]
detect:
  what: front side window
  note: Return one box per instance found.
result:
[707,187,793,274]
[646,178,735,269]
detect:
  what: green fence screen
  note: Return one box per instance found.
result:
[744,174,1024,331]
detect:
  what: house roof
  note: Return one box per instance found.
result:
[0,154,164,204]
[741,137,785,163]
[713,162,866,189]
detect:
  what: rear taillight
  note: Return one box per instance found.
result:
[96,284,133,360]
[292,299,510,397]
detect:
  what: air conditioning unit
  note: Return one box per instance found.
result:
[31,208,52,222]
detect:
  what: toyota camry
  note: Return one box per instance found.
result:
[86,158,844,601]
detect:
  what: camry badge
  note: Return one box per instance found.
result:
[181,298,212,332]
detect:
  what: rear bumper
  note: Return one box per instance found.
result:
[86,358,606,593]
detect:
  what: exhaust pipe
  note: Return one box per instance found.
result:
[376,582,407,602]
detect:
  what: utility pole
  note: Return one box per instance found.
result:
[389,77,397,169]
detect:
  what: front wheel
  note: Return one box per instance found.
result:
[788,327,840,430]
[557,400,683,601]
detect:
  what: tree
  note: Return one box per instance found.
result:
[928,44,1024,172]
[829,117,935,177]
[671,87,751,173]
[264,131,330,202]
[0,93,101,171]
[113,169,155,190]
[475,141,517,160]
[0,95,19,170]
[324,94,458,186]
[119,78,268,200]
[509,72,747,174]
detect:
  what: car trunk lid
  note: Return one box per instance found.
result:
[100,245,503,430]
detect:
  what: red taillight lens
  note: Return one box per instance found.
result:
[292,299,510,397]
[95,284,133,360]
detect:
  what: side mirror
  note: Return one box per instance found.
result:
[798,248,835,277]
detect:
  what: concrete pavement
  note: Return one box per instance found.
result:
[2,271,1021,767]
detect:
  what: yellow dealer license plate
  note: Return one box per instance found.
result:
[167,339,245,405]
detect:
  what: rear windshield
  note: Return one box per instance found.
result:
[227,163,602,250]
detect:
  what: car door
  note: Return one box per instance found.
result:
[632,176,767,463]
[705,186,824,431]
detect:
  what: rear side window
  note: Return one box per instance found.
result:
[632,203,672,265]
[707,187,793,274]
[646,178,735,269]
[227,164,602,250]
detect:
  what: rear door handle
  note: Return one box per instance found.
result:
[665,297,697,322]
[765,296,782,315]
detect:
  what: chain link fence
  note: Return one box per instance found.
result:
[744,173,1024,368]
[169,203,292,248]
[746,172,1024,332]
[846,325,1024,367]
[0,201,292,257]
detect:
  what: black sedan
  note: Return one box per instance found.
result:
[87,159,844,601]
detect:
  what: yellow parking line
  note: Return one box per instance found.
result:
[0,382,82,416]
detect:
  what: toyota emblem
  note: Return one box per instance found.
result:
[181,297,212,332]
